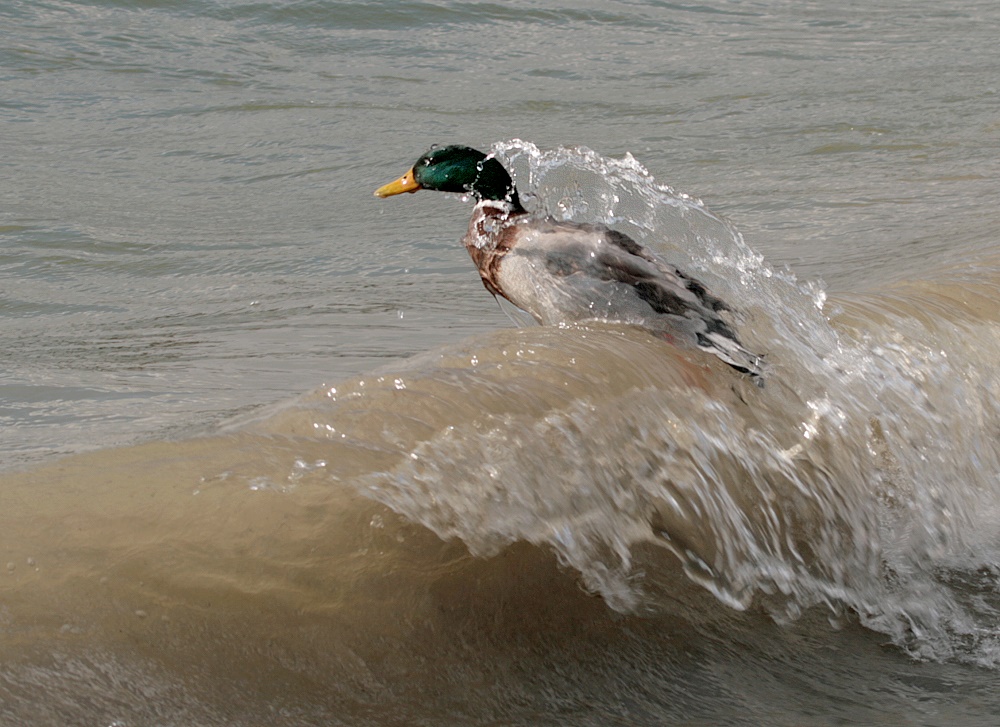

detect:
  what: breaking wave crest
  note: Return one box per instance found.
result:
[281,141,1000,665]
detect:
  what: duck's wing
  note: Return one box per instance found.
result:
[601,229,731,312]
[595,228,763,377]
[593,227,734,314]
[526,222,764,378]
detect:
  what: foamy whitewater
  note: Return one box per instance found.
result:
[358,141,1000,661]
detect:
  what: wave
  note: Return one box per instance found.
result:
[350,141,1000,664]
[317,140,1000,663]
[4,142,1000,703]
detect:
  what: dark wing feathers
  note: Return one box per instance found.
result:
[602,228,730,313]
[600,227,763,378]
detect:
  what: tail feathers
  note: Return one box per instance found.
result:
[696,330,765,381]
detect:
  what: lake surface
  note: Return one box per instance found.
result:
[3,1,1000,724]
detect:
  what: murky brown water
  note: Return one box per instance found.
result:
[4,2,1000,724]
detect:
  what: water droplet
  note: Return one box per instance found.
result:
[248,477,270,491]
[394,378,406,390]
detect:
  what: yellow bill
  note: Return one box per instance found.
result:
[374,168,421,197]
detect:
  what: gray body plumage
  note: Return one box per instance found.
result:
[464,202,763,378]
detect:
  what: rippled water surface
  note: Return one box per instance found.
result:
[3,1,1000,725]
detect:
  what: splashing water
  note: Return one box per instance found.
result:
[342,141,1000,665]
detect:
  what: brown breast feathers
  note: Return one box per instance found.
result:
[462,205,523,299]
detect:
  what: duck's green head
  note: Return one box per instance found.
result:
[374,145,523,212]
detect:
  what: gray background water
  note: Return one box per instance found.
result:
[3,0,999,466]
[5,3,1000,725]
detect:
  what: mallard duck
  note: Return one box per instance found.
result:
[375,145,762,378]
